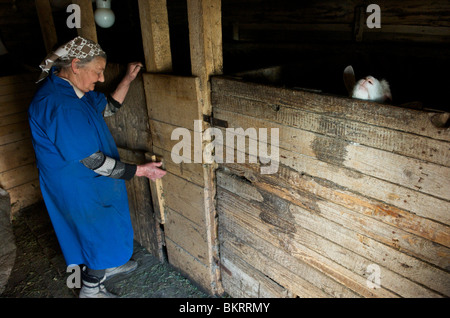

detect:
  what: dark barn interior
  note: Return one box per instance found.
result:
[0,0,449,299]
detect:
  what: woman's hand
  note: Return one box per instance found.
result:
[123,62,143,85]
[135,162,166,181]
[111,62,144,104]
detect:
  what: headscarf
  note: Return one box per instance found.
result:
[37,36,106,83]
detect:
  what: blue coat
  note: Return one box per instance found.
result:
[28,71,133,270]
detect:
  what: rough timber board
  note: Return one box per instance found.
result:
[152,145,205,187]
[143,74,202,128]
[217,173,448,297]
[0,139,35,174]
[162,172,206,227]
[138,0,172,73]
[213,91,450,167]
[165,237,215,295]
[220,244,296,298]
[164,207,209,262]
[214,108,450,202]
[211,77,450,142]
[0,163,38,190]
[222,163,450,268]
[212,77,450,298]
[149,119,203,168]
[215,133,450,231]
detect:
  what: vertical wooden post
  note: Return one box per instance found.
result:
[187,0,223,115]
[35,0,58,52]
[138,0,172,73]
[187,0,223,295]
[72,0,97,42]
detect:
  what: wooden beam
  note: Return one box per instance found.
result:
[138,0,172,73]
[186,0,223,295]
[35,0,58,52]
[187,0,223,114]
[187,0,223,80]
[72,0,97,42]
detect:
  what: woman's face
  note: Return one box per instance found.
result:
[74,57,106,92]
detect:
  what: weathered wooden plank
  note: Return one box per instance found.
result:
[162,172,205,226]
[149,119,196,158]
[222,170,450,296]
[152,145,205,187]
[35,0,57,53]
[138,0,172,73]
[213,92,450,167]
[279,146,450,228]
[0,94,34,115]
[0,112,28,127]
[187,0,223,116]
[218,182,446,297]
[0,81,36,97]
[220,230,334,298]
[218,191,364,297]
[165,237,216,294]
[0,121,30,146]
[215,108,450,201]
[220,242,297,298]
[165,207,209,262]
[143,74,202,128]
[0,73,37,86]
[0,163,38,190]
[0,139,35,173]
[211,77,450,143]
[102,69,151,152]
[288,202,449,296]
[216,135,450,228]
[219,164,450,267]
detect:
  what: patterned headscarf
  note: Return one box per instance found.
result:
[37,36,106,83]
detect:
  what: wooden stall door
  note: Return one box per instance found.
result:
[212,76,450,298]
[138,0,223,295]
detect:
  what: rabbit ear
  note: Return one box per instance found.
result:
[380,79,392,102]
[343,65,356,96]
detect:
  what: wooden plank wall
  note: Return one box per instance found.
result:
[142,73,217,290]
[211,76,450,297]
[0,73,41,216]
[138,0,223,295]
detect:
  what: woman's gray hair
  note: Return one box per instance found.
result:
[53,51,107,70]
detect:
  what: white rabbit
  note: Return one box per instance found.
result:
[344,65,392,103]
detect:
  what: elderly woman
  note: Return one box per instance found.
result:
[28,36,166,298]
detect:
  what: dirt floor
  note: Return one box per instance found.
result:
[0,202,209,298]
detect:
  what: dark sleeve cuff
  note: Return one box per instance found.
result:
[122,163,137,180]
